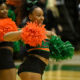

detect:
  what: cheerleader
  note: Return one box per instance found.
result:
[0,1,18,80]
[4,5,56,80]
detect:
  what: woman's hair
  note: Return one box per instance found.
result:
[27,5,39,16]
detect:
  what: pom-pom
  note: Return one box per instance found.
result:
[13,41,20,52]
[49,36,74,61]
[0,18,18,41]
[6,0,19,6]
[21,22,47,47]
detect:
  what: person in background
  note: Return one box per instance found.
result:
[6,0,27,26]
[57,0,80,50]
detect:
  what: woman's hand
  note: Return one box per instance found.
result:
[46,30,57,39]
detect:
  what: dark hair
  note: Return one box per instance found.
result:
[27,6,39,16]
[19,0,39,17]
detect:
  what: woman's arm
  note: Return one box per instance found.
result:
[4,30,22,42]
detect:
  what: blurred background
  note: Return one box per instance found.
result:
[5,0,80,80]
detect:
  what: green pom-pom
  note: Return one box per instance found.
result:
[13,40,26,52]
[49,36,74,61]
[19,40,26,47]
[13,41,20,52]
[8,9,16,21]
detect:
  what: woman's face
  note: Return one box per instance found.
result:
[0,3,8,18]
[29,7,44,24]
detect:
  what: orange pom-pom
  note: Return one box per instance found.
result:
[21,22,47,47]
[6,0,21,6]
[0,29,4,41]
[6,0,15,5]
[0,18,18,41]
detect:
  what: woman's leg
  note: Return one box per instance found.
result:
[0,48,16,80]
[18,55,47,80]
[19,72,41,80]
[0,68,16,80]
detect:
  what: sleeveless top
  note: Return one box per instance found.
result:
[26,39,50,59]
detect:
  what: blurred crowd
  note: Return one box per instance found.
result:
[3,0,80,60]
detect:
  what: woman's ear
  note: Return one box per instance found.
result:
[29,14,32,21]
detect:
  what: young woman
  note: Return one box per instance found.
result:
[0,2,17,80]
[4,6,56,80]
